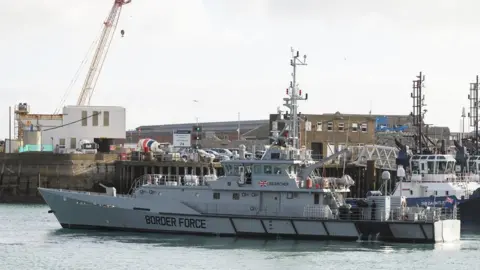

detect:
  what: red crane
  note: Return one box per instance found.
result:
[76,0,131,106]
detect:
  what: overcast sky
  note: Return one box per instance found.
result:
[1,0,478,139]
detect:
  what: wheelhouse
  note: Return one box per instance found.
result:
[410,154,456,175]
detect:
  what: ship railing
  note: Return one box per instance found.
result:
[128,174,217,194]
[407,172,480,183]
[336,206,459,222]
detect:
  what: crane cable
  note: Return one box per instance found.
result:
[53,24,105,114]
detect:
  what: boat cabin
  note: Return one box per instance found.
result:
[410,154,456,182]
[221,159,303,187]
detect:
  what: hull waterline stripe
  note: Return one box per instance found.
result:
[260,220,268,233]
[58,223,435,243]
[229,218,237,234]
[321,222,329,236]
[290,220,298,235]
[419,224,428,239]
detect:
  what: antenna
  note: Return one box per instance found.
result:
[468,75,479,154]
[285,47,308,149]
[270,48,309,148]
[411,71,426,154]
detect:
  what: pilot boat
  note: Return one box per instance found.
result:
[38,48,460,243]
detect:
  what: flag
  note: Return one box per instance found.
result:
[259,181,268,187]
[445,197,454,204]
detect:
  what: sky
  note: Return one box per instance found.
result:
[1,0,478,139]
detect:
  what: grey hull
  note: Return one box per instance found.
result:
[40,188,460,243]
[39,188,460,243]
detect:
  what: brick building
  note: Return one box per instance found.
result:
[269,112,412,159]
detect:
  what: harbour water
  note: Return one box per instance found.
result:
[0,204,479,270]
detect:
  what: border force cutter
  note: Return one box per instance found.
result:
[39,48,460,243]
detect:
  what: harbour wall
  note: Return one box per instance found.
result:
[0,153,117,203]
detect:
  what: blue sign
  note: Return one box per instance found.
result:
[406,196,458,208]
[375,116,409,132]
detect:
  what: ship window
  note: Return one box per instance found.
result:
[253,165,262,174]
[273,166,282,174]
[314,193,320,205]
[437,161,447,174]
[263,165,272,174]
[213,192,220,200]
[224,165,232,175]
[232,193,240,200]
[434,191,438,196]
[411,161,420,174]
[427,161,435,174]
[410,190,413,195]
[445,191,449,196]
[287,192,293,199]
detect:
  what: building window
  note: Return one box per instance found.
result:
[316,122,323,131]
[59,138,66,146]
[213,192,220,200]
[327,121,333,132]
[351,123,358,132]
[103,111,110,126]
[338,122,345,132]
[92,111,99,126]
[232,193,240,200]
[360,123,367,133]
[70,138,76,149]
[81,111,88,126]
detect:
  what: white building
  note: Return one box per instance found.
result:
[13,103,126,153]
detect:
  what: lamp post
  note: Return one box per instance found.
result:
[397,165,406,197]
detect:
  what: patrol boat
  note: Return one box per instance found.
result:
[38,48,460,243]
